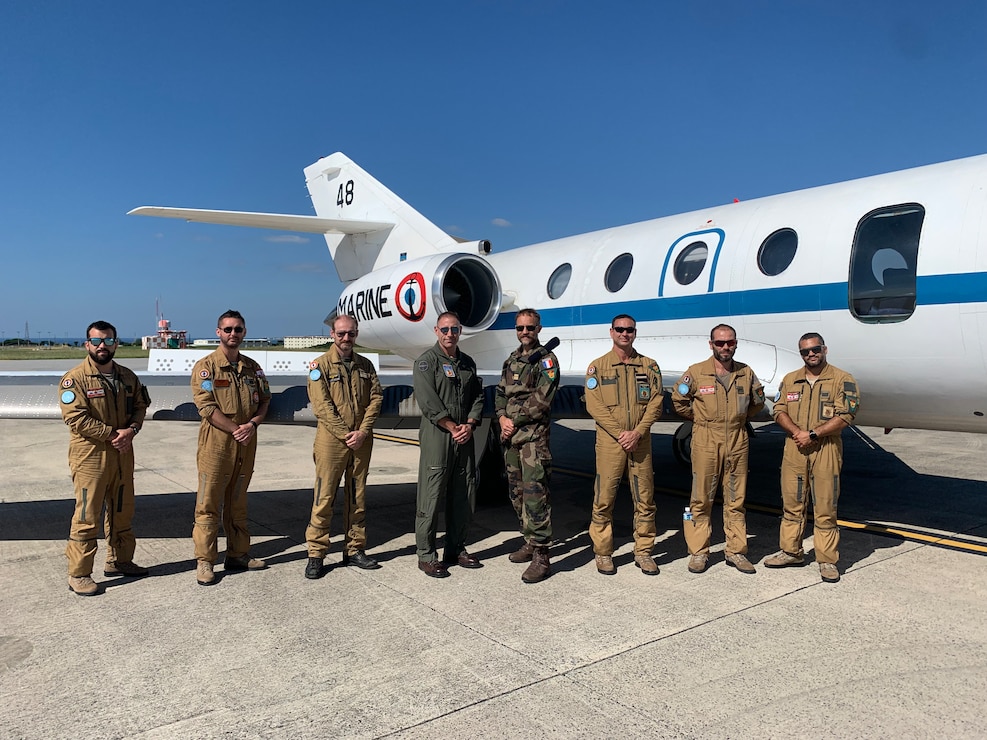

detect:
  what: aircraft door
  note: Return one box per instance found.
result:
[657,229,726,301]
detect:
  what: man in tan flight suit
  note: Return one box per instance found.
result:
[584,314,664,576]
[765,333,859,583]
[304,314,384,579]
[672,324,765,575]
[60,321,150,596]
[190,309,271,586]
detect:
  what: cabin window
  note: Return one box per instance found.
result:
[673,242,708,285]
[547,263,572,299]
[605,253,633,293]
[849,203,924,323]
[757,228,798,276]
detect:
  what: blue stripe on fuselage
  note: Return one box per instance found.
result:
[490,272,987,329]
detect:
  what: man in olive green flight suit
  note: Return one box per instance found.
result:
[190,309,271,586]
[413,311,484,578]
[60,320,150,596]
[584,314,664,576]
[304,314,383,579]
[495,308,560,584]
[766,332,859,584]
[672,324,765,575]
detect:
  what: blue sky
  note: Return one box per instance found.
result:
[1,1,984,341]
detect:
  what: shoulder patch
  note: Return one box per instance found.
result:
[309,369,321,381]
[309,360,319,370]
[586,377,598,390]
[586,365,596,375]
[418,360,429,372]
[60,390,76,404]
[201,380,214,392]
[677,383,690,395]
[199,369,210,379]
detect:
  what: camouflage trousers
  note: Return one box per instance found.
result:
[504,439,552,545]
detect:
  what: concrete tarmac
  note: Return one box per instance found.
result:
[1,415,986,739]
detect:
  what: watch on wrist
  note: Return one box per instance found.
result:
[249,420,258,428]
[130,424,140,435]
[808,429,818,441]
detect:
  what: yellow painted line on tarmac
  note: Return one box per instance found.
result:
[377,438,987,556]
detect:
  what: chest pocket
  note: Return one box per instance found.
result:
[735,382,749,418]
[599,376,619,407]
[635,373,651,404]
[357,370,373,405]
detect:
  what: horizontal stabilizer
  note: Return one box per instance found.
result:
[128,206,393,235]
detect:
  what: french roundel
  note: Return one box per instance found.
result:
[395,272,427,322]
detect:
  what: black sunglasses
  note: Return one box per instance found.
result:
[712,339,737,348]
[612,326,636,334]
[800,345,824,356]
[88,337,117,347]
[438,326,462,335]
[335,330,357,338]
[221,326,245,335]
[515,324,538,332]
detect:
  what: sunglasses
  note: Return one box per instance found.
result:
[438,326,462,335]
[612,326,636,334]
[87,337,117,347]
[712,339,737,348]
[800,345,824,356]
[221,326,245,335]
[335,330,357,338]
[515,324,538,332]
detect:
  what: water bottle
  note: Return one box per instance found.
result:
[683,506,692,522]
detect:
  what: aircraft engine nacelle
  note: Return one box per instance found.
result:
[331,252,502,354]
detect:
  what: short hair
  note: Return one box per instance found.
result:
[332,314,359,331]
[217,309,245,327]
[435,311,460,326]
[799,332,825,346]
[611,313,636,327]
[516,308,541,325]
[710,323,736,340]
[86,321,117,339]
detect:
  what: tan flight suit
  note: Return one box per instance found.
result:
[305,345,383,558]
[584,349,664,557]
[190,349,271,564]
[772,363,859,565]
[59,356,149,576]
[672,358,765,557]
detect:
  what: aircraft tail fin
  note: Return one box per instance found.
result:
[130,152,478,284]
[304,153,475,283]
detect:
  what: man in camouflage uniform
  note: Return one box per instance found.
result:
[672,324,765,575]
[412,311,485,578]
[766,333,859,583]
[190,309,271,586]
[584,314,664,576]
[304,314,383,579]
[59,320,151,596]
[495,309,560,584]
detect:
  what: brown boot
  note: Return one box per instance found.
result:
[509,540,535,563]
[521,546,551,584]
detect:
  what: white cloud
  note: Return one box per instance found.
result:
[491,218,512,228]
[282,262,326,273]
[265,234,310,244]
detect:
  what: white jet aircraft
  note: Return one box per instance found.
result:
[129,152,987,443]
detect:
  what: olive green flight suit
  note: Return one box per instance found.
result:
[305,345,383,558]
[413,343,484,562]
[672,358,765,557]
[772,363,859,565]
[190,349,271,564]
[59,355,150,577]
[495,344,560,546]
[584,349,664,557]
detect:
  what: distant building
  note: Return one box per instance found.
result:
[283,335,331,350]
[142,317,188,350]
[192,338,273,348]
